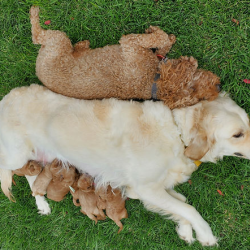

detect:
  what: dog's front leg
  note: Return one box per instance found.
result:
[167,189,186,202]
[136,187,217,246]
[25,175,51,215]
[119,26,176,54]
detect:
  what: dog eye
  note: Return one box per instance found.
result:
[233,132,244,138]
[234,152,243,157]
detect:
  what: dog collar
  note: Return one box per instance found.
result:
[152,55,168,101]
[151,73,160,101]
[157,54,168,63]
[194,160,202,167]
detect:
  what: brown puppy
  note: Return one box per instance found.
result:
[71,173,106,223]
[32,162,53,196]
[46,160,77,202]
[12,160,42,177]
[96,186,128,233]
[30,7,220,109]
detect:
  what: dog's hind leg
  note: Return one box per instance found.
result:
[25,175,51,215]
[137,187,217,246]
[30,6,47,45]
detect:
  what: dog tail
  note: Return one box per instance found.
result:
[30,6,47,45]
[0,169,15,202]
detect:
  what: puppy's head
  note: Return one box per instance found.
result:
[78,174,94,191]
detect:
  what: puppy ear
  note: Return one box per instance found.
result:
[184,133,209,161]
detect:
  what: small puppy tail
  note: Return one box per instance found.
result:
[0,169,15,202]
[30,6,46,45]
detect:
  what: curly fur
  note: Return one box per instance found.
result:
[30,6,220,109]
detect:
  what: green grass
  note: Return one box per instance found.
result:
[0,0,250,249]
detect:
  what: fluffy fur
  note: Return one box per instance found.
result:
[0,84,250,245]
[30,6,220,109]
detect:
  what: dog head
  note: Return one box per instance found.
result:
[157,57,220,109]
[183,93,250,162]
[77,174,94,192]
[191,69,221,101]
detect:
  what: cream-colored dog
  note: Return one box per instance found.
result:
[0,84,250,246]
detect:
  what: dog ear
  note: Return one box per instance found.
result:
[184,133,209,160]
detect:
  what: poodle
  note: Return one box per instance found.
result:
[30,6,220,109]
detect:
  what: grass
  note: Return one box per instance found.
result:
[0,0,249,249]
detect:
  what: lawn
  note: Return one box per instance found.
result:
[0,0,249,249]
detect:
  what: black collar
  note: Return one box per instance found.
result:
[151,56,168,101]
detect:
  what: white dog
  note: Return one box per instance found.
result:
[0,84,249,246]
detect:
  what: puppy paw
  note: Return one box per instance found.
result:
[176,224,195,244]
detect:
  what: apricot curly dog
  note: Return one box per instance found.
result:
[30,6,220,109]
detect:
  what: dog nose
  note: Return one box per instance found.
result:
[216,84,221,92]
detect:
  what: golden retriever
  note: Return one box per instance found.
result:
[0,84,249,246]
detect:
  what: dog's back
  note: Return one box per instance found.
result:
[0,84,193,192]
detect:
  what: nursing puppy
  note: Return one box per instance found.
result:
[96,186,128,233]
[1,84,250,246]
[71,173,106,223]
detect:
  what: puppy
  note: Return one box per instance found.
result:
[71,173,106,223]
[32,162,53,196]
[12,160,42,177]
[96,186,128,233]
[46,160,77,202]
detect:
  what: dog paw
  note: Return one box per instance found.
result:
[180,56,198,68]
[168,34,176,44]
[196,232,218,246]
[145,26,161,34]
[35,195,51,215]
[176,224,195,244]
[30,6,40,17]
[38,206,51,215]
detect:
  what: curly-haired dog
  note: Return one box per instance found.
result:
[1,85,250,245]
[96,186,128,233]
[71,173,106,223]
[30,6,220,109]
